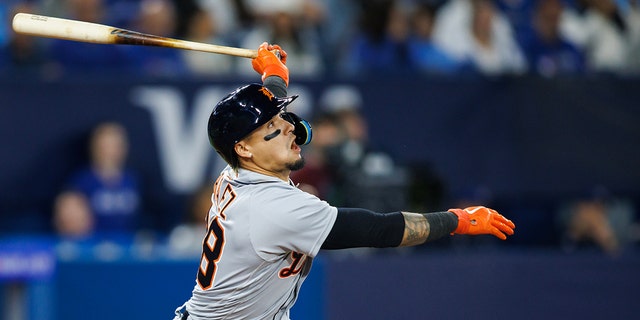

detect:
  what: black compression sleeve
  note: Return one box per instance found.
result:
[263,76,287,97]
[321,208,405,250]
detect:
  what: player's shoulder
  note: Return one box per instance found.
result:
[256,184,333,214]
[228,169,330,205]
[247,179,299,200]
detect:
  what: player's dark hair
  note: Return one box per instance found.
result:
[228,152,240,170]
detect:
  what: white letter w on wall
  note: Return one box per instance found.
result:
[131,86,226,193]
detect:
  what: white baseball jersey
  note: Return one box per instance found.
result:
[178,166,337,320]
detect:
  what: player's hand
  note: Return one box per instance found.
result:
[252,42,289,86]
[268,43,287,65]
[448,206,515,240]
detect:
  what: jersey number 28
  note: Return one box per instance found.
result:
[197,182,235,290]
[197,217,225,290]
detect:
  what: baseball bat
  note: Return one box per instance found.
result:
[12,13,258,59]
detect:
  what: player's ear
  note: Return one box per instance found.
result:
[234,142,252,159]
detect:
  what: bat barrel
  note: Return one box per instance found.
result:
[13,13,258,59]
[12,13,116,43]
[12,13,258,59]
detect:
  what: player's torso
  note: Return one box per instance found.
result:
[188,169,312,319]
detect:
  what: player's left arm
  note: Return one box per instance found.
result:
[321,206,515,249]
[400,207,515,246]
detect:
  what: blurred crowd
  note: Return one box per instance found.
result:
[1,0,640,78]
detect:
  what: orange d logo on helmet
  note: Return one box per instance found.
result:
[259,87,274,100]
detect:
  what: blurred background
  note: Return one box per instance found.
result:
[1,0,639,319]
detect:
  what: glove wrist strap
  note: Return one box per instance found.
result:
[448,209,469,234]
[263,64,289,87]
[423,211,459,242]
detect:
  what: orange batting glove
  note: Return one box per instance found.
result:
[252,42,289,86]
[448,206,516,240]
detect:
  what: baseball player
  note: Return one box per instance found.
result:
[173,42,516,320]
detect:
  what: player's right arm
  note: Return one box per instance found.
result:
[321,207,515,249]
[252,42,288,97]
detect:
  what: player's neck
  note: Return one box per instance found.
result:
[240,163,290,182]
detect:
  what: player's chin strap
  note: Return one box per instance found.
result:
[282,112,312,145]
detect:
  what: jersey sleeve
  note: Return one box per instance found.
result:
[249,186,337,261]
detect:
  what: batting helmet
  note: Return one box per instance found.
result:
[208,83,306,168]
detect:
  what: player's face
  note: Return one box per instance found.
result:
[237,112,305,179]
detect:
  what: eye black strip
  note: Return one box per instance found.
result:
[264,129,281,141]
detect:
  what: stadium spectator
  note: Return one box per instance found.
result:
[180,7,235,75]
[245,0,326,30]
[46,0,134,75]
[316,85,408,212]
[407,1,467,74]
[560,0,640,74]
[125,0,188,76]
[57,122,143,237]
[238,0,325,77]
[432,0,527,75]
[341,0,413,75]
[318,0,361,72]
[52,190,94,238]
[495,0,537,43]
[518,0,586,76]
[0,2,47,75]
[556,185,638,256]
[197,0,254,39]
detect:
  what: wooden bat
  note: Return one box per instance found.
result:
[12,13,258,59]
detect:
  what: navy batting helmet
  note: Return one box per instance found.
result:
[208,83,304,168]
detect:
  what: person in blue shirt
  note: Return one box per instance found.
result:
[60,122,142,236]
[518,0,586,76]
[341,1,413,75]
[406,2,467,75]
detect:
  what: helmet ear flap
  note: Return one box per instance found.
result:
[294,118,312,145]
[282,112,312,145]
